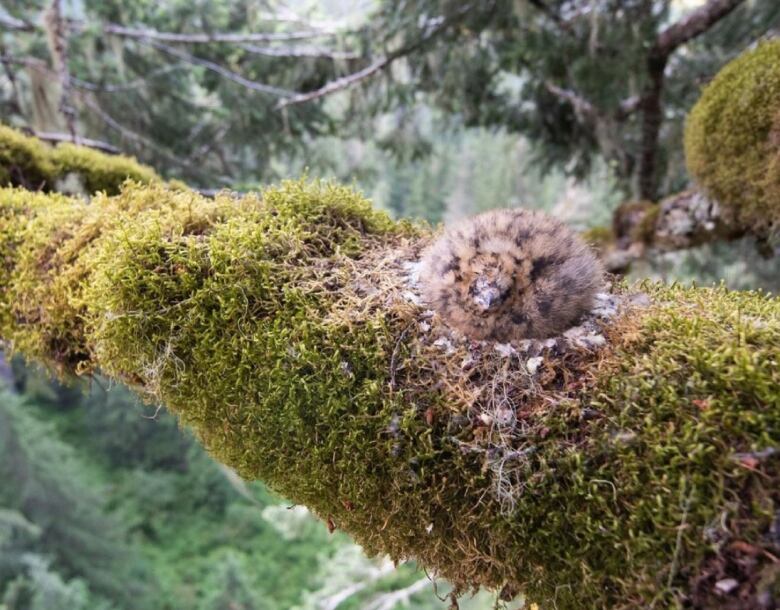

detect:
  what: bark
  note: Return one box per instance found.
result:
[601,189,759,273]
[42,0,76,139]
[637,0,746,200]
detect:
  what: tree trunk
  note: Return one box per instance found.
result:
[0,180,777,609]
[637,52,667,200]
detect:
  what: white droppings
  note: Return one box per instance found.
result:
[526,356,544,375]
[494,343,517,358]
[714,578,739,595]
[433,337,455,354]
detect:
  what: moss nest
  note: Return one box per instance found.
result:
[685,40,780,238]
[1,180,778,609]
[0,124,159,195]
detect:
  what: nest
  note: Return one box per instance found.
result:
[325,234,650,512]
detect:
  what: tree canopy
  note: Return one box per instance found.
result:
[1,1,778,198]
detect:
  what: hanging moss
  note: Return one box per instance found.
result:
[0,124,159,195]
[685,40,780,238]
[0,180,777,609]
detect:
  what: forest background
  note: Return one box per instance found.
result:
[0,0,778,608]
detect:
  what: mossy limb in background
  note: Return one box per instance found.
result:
[685,40,780,238]
[0,124,159,195]
[0,180,777,608]
[51,143,158,195]
[0,125,55,190]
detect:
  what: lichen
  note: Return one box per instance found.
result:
[0,124,159,195]
[684,40,780,238]
[0,180,777,609]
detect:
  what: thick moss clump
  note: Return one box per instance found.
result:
[0,124,158,195]
[685,40,780,237]
[1,180,778,608]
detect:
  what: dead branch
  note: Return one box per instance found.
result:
[0,13,34,32]
[544,81,598,123]
[81,94,230,184]
[140,39,294,98]
[97,21,345,43]
[239,43,360,60]
[656,0,746,57]
[31,130,120,153]
[278,1,490,109]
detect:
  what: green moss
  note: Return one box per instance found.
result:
[0,125,56,189]
[51,143,158,194]
[0,124,159,195]
[581,225,614,251]
[0,180,777,608]
[685,40,780,236]
[612,199,657,246]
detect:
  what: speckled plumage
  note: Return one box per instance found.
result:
[419,208,605,341]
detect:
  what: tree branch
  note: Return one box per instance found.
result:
[636,0,746,200]
[0,12,34,32]
[656,0,746,57]
[277,53,397,109]
[239,42,360,60]
[544,81,599,123]
[140,39,294,98]
[31,130,120,154]
[43,0,77,139]
[0,180,776,609]
[278,2,488,109]
[96,21,346,44]
[601,189,757,273]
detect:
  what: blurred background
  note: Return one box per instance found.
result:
[0,0,778,608]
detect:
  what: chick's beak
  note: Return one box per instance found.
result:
[471,276,505,312]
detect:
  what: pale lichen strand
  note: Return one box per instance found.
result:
[0,180,777,609]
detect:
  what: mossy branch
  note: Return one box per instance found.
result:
[0,123,159,195]
[591,189,768,273]
[0,181,778,609]
[685,39,780,240]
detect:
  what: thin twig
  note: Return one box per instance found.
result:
[97,21,345,43]
[72,63,188,93]
[278,2,488,108]
[32,130,120,153]
[240,42,359,60]
[141,39,294,98]
[81,94,230,183]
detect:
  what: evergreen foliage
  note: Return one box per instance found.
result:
[0,391,154,609]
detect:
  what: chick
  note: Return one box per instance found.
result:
[418,208,604,341]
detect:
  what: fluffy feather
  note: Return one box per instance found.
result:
[419,208,605,341]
